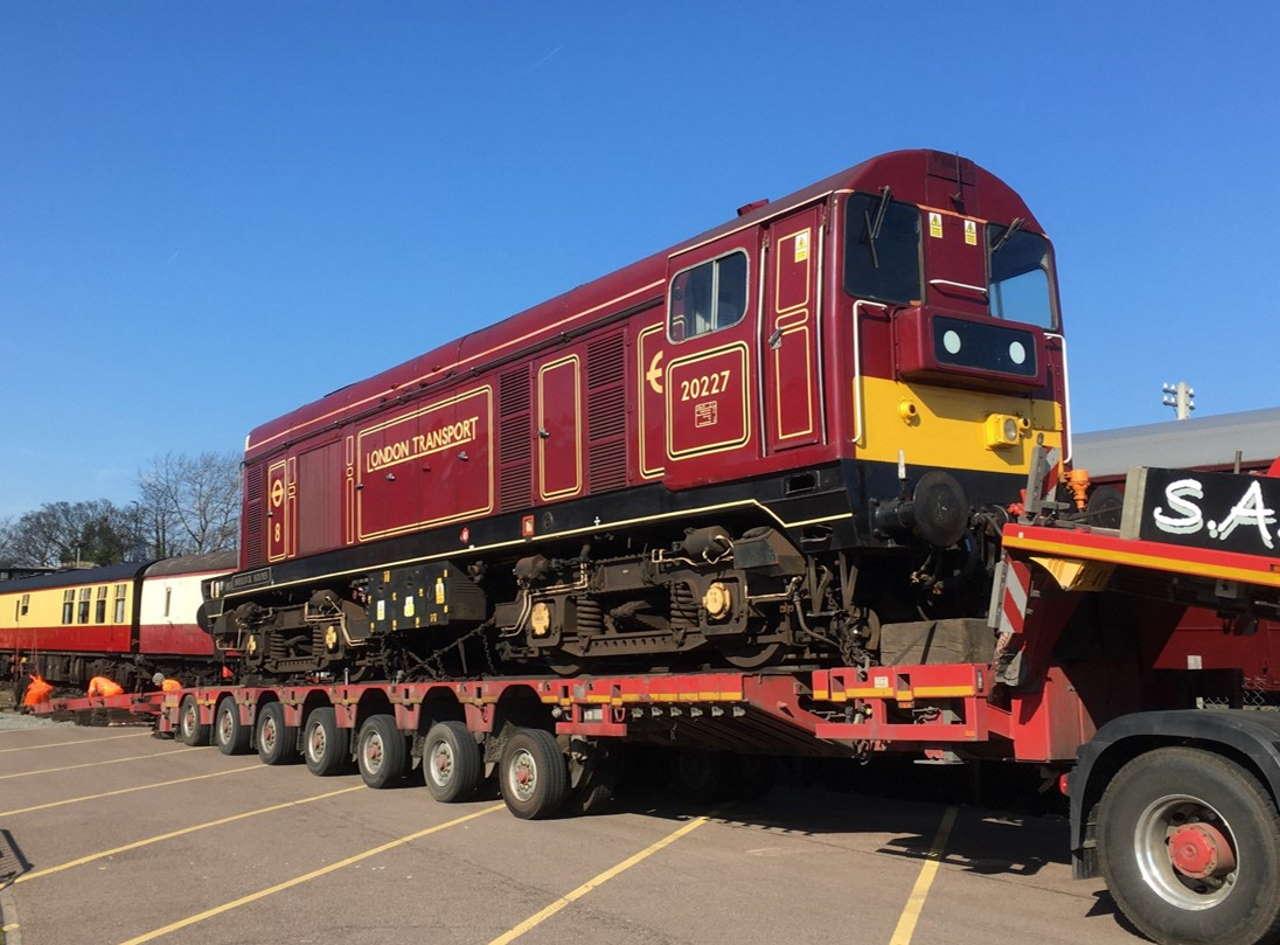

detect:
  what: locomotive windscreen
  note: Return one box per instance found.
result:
[988,224,1056,329]
[843,192,922,304]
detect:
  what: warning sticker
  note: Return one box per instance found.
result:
[794,230,810,262]
[964,219,978,246]
[928,212,943,239]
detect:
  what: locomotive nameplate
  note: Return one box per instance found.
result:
[665,342,750,460]
[356,386,493,541]
[1123,466,1280,558]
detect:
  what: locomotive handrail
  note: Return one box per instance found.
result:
[928,278,988,297]
[850,299,888,447]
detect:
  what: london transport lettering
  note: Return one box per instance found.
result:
[1134,467,1280,555]
[365,416,479,473]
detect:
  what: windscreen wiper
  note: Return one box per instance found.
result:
[990,216,1025,255]
[863,186,892,269]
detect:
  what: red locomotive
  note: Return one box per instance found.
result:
[205,149,1068,678]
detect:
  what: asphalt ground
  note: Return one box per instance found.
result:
[0,719,1149,945]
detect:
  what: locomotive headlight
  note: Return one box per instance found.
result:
[985,413,1023,450]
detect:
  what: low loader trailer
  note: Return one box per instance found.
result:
[43,457,1280,945]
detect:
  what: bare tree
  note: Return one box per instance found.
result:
[138,452,241,556]
[2,500,144,567]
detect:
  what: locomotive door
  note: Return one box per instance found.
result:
[652,230,759,487]
[761,205,822,452]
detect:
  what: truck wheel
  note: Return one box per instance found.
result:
[303,707,350,776]
[357,714,407,789]
[214,698,251,755]
[500,728,567,819]
[1097,746,1280,945]
[177,695,210,746]
[256,702,299,765]
[424,721,482,802]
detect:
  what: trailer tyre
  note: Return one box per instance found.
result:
[303,707,350,776]
[1097,746,1280,945]
[177,695,209,746]
[500,728,567,820]
[214,698,251,755]
[424,721,482,803]
[357,714,407,789]
[256,702,299,765]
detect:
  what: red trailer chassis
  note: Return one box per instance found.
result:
[30,464,1280,945]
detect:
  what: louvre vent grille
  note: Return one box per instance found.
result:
[243,463,265,566]
[586,333,628,492]
[499,367,532,511]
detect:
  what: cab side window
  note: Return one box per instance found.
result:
[669,251,748,342]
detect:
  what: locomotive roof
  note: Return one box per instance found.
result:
[143,549,239,577]
[245,149,1041,461]
[1075,407,1280,476]
[0,560,149,593]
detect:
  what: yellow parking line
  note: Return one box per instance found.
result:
[888,806,958,945]
[0,732,151,753]
[114,804,505,945]
[486,814,711,945]
[0,762,262,817]
[17,785,364,884]
[0,746,201,780]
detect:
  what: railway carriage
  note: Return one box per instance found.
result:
[1,551,235,689]
[205,148,1069,679]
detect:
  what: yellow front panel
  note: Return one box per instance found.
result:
[856,376,1062,474]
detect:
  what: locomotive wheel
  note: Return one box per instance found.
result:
[722,641,783,670]
[500,728,568,820]
[356,714,407,789]
[177,695,210,746]
[303,707,351,776]
[214,698,252,755]
[424,721,482,803]
[256,702,299,765]
[1097,747,1280,945]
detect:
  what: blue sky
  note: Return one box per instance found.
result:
[2,2,1277,516]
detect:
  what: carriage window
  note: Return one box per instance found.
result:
[113,584,127,623]
[669,250,748,342]
[164,586,172,618]
[988,224,1057,329]
[844,192,921,304]
[63,589,75,624]
[77,587,92,624]
[95,585,108,623]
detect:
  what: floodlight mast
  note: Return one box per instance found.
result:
[1161,380,1196,420]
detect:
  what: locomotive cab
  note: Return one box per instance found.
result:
[842,165,1067,557]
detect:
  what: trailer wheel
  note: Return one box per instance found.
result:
[256,702,299,765]
[357,714,407,789]
[177,695,209,746]
[1097,746,1280,945]
[500,728,568,820]
[424,721,482,803]
[303,707,350,776]
[214,698,251,755]
[672,750,727,803]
